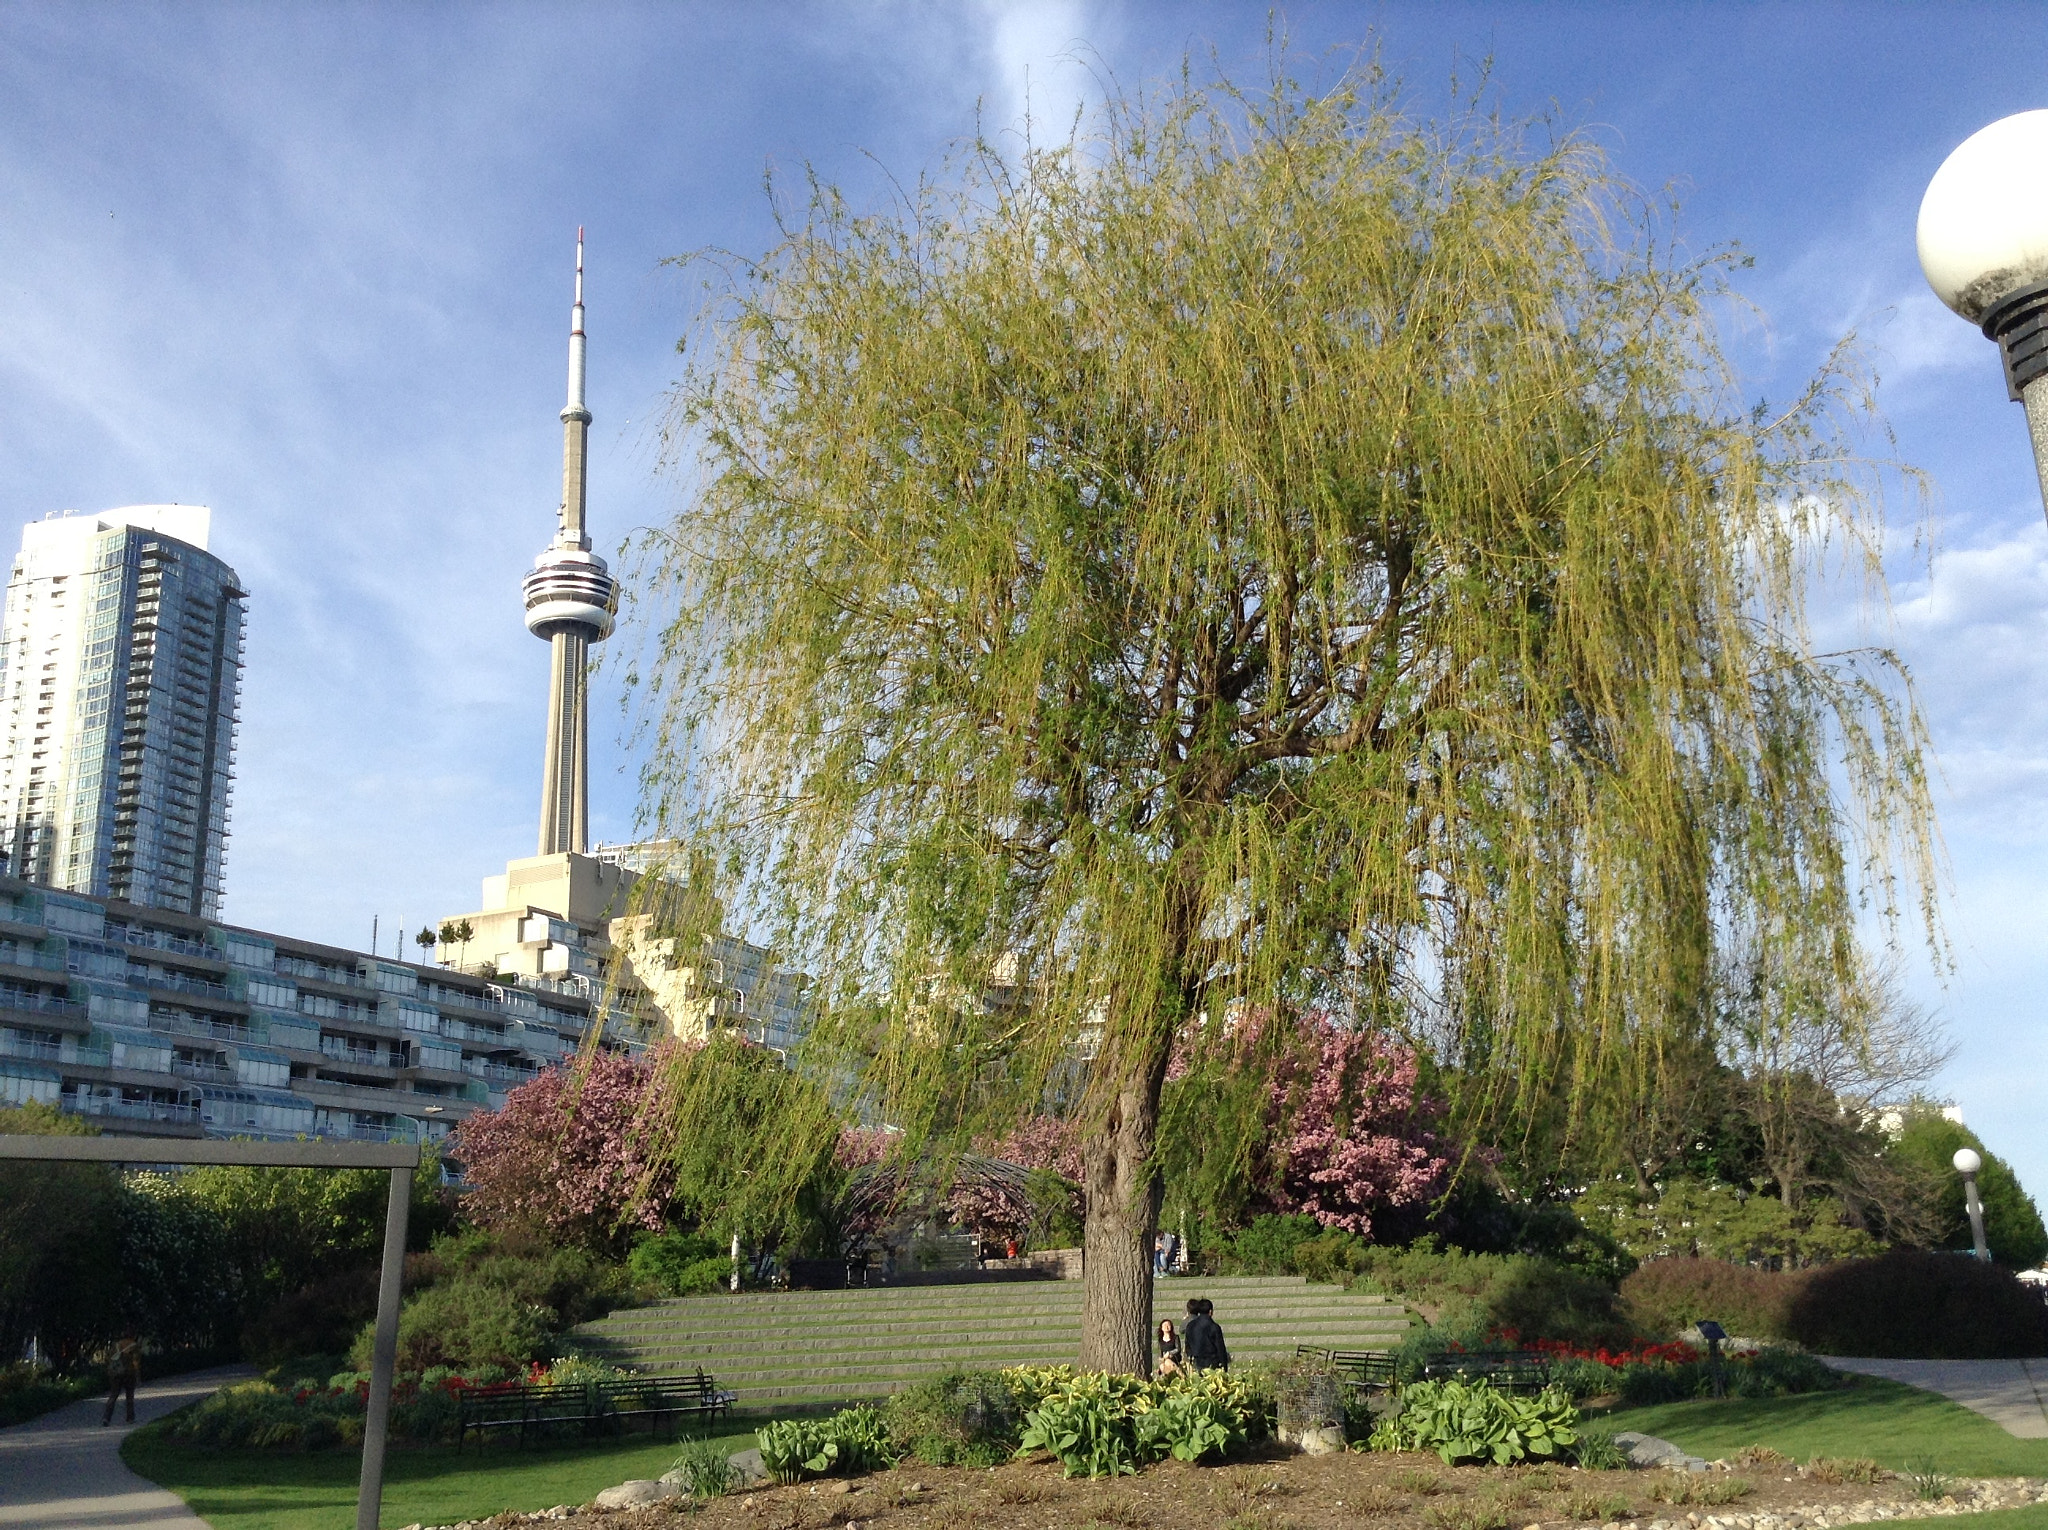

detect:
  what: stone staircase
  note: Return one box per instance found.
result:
[568,1274,1412,1407]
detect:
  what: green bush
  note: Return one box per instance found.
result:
[1620,1256,1790,1341]
[1368,1379,1580,1465]
[628,1230,728,1295]
[241,1267,380,1365]
[1012,1367,1266,1478]
[1340,1239,1634,1348]
[1784,1252,2048,1359]
[348,1230,633,1372]
[668,1436,739,1497]
[757,1405,898,1482]
[883,1369,1024,1466]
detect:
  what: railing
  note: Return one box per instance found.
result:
[0,989,84,1021]
[437,1016,507,1046]
[149,1011,255,1045]
[139,970,233,1002]
[169,1058,234,1083]
[0,1032,111,1067]
[119,928,217,960]
[319,1042,396,1069]
[0,945,70,974]
[462,1060,536,1088]
[62,1095,200,1125]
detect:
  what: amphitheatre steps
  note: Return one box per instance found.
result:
[568,1273,1412,1406]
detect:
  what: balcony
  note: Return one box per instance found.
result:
[62,1095,200,1127]
[462,1059,537,1089]
[169,1058,234,1084]
[318,1041,398,1070]
[149,1010,255,1045]
[0,1032,110,1068]
[0,989,84,1023]
[137,969,235,1003]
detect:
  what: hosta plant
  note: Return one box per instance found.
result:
[1369,1379,1580,1466]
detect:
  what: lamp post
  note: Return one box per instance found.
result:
[1917,110,2048,518]
[1954,1146,1992,1262]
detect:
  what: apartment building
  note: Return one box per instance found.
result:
[0,872,650,1142]
[0,506,243,918]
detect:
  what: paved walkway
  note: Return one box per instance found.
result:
[1824,1356,2048,1438]
[0,1365,253,1530]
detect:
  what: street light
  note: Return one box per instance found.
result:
[1953,1146,1992,1263]
[1917,110,2048,517]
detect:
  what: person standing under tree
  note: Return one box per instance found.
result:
[101,1333,140,1426]
[1182,1298,1230,1373]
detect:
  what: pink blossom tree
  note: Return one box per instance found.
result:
[1262,1018,1450,1235]
[453,1049,681,1253]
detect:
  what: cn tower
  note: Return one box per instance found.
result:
[523,230,619,856]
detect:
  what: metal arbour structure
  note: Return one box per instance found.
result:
[524,230,619,857]
[0,1132,418,1530]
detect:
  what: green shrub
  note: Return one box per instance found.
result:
[1783,1252,2048,1359]
[628,1230,727,1296]
[883,1369,1023,1466]
[1011,1367,1266,1477]
[1338,1240,1633,1348]
[1574,1424,1626,1469]
[1219,1214,1325,1275]
[352,1278,551,1372]
[242,1267,381,1365]
[757,1405,899,1481]
[1368,1379,1580,1465]
[1546,1357,1624,1399]
[668,1436,738,1497]
[1735,1346,1840,1397]
[348,1230,633,1372]
[0,1364,102,1427]
[1620,1256,1791,1341]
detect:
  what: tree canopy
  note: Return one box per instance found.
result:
[635,61,1939,1371]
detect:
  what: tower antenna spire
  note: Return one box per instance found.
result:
[525,228,618,857]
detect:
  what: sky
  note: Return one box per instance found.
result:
[2,2,2046,1192]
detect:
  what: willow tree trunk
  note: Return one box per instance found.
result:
[1076,1056,1168,1375]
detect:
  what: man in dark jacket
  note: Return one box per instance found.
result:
[1181,1297,1230,1372]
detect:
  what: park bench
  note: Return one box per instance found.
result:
[1418,1349,1552,1395]
[1296,1345,1398,1398]
[457,1370,736,1451]
[456,1380,606,1451]
[598,1370,737,1436]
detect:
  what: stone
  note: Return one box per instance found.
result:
[1615,1432,1712,1473]
[1282,1423,1348,1456]
[728,1447,767,1485]
[593,1480,678,1510]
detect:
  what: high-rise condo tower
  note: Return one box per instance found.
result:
[0,506,244,917]
[523,231,618,856]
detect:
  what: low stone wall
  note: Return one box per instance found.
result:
[980,1247,1083,1280]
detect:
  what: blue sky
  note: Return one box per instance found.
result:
[3,2,2046,1193]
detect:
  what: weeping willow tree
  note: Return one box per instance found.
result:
[634,63,1938,1374]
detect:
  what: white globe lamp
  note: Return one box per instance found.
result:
[1918,110,2048,516]
[1951,1145,1991,1261]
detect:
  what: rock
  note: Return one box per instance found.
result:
[593,1480,678,1510]
[726,1447,767,1485]
[1280,1423,1348,1456]
[1615,1432,1712,1473]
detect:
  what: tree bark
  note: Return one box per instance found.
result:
[1076,1057,1167,1375]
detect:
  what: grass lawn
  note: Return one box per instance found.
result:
[1608,1376,2048,1478]
[122,1422,758,1530]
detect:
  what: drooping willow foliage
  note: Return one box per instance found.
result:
[628,63,1939,1369]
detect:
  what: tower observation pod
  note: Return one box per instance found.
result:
[525,229,619,857]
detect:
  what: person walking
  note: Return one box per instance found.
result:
[1182,1297,1231,1372]
[101,1333,140,1426]
[1156,1317,1185,1378]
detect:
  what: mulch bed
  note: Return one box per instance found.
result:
[413,1450,2048,1530]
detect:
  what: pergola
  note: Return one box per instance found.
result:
[0,1133,419,1530]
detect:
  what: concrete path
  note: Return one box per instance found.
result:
[1824,1356,2048,1439]
[0,1364,253,1530]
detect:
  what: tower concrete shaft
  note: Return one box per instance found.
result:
[526,229,618,857]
